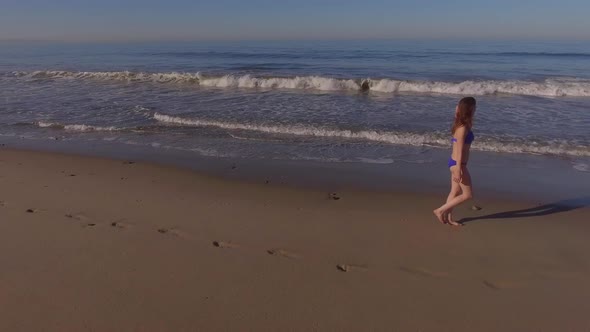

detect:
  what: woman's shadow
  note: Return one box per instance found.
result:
[459,196,590,225]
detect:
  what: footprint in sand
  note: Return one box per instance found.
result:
[65,213,89,221]
[212,241,239,249]
[328,192,341,201]
[157,227,190,238]
[482,280,521,290]
[267,249,301,259]
[399,266,449,278]
[66,213,98,228]
[336,264,368,272]
[482,280,501,290]
[110,220,132,229]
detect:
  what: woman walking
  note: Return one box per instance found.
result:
[434,97,477,226]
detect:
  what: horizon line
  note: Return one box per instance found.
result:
[2,36,590,44]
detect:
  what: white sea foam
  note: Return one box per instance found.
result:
[153,113,590,157]
[37,121,121,132]
[572,162,590,172]
[21,70,201,84]
[199,75,361,91]
[370,77,590,97]
[13,70,590,97]
[356,157,395,164]
[153,112,447,147]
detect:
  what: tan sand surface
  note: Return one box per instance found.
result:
[0,149,589,331]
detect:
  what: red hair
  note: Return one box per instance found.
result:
[452,97,476,134]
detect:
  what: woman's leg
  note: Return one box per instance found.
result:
[445,178,463,225]
[434,169,462,224]
[436,167,473,225]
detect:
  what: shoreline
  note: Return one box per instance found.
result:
[2,136,588,204]
[1,148,589,331]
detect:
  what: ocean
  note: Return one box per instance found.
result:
[1,40,589,198]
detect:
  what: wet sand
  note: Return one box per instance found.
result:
[0,148,589,331]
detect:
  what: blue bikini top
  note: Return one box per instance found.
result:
[451,130,475,145]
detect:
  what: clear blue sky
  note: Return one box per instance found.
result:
[1,0,588,41]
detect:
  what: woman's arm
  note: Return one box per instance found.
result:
[452,126,467,182]
[454,126,466,164]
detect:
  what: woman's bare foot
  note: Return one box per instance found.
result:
[443,209,461,227]
[433,209,446,224]
[447,214,462,227]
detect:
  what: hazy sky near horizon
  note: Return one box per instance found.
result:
[1,0,589,41]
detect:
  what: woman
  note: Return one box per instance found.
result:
[434,97,476,226]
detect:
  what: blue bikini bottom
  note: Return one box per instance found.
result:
[448,158,467,168]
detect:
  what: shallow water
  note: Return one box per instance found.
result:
[1,40,589,178]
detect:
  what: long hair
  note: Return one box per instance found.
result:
[452,97,476,134]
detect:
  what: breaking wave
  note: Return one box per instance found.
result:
[11,70,590,97]
[153,113,590,157]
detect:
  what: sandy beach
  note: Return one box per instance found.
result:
[1,148,589,331]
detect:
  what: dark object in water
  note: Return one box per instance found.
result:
[360,80,370,92]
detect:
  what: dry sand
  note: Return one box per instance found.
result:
[0,148,589,331]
